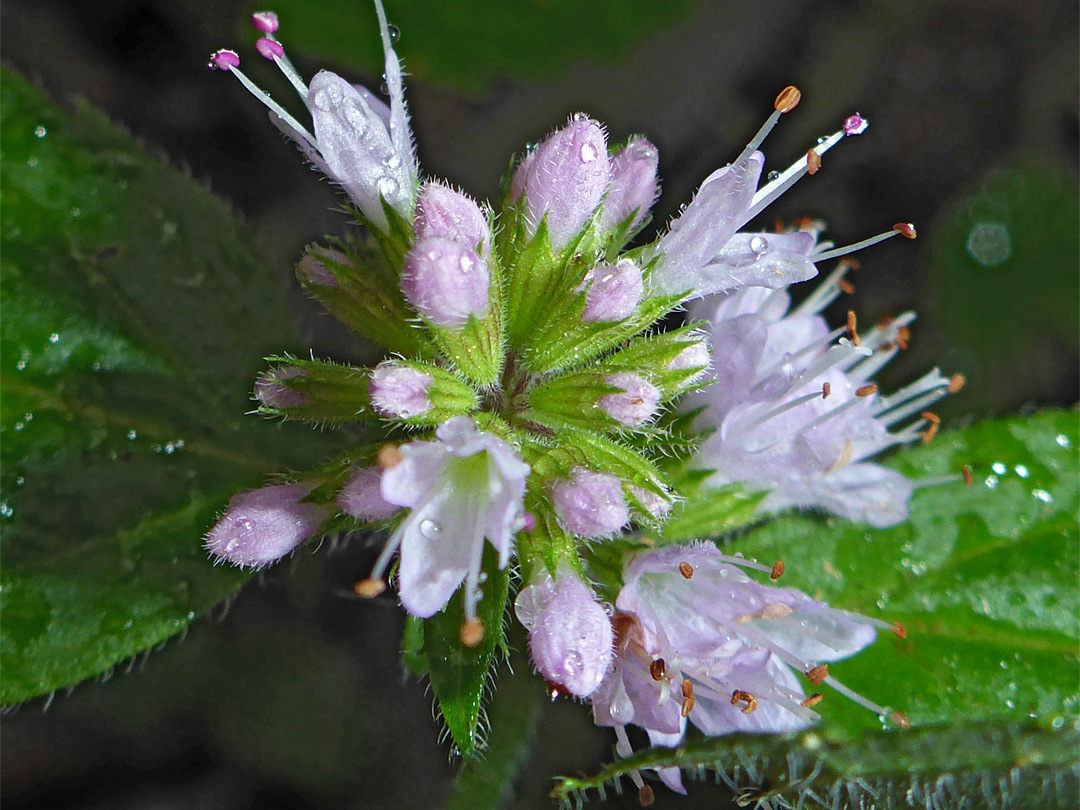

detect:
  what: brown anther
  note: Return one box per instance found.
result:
[761,602,794,620]
[839,278,855,294]
[638,785,656,807]
[774,219,785,234]
[962,465,973,487]
[856,384,879,397]
[896,325,911,351]
[840,257,861,271]
[678,561,694,580]
[611,612,637,652]
[774,85,802,113]
[948,373,966,393]
[806,149,822,175]
[877,314,895,327]
[377,443,403,469]
[731,690,759,714]
[460,618,485,648]
[770,560,785,580]
[806,664,828,685]
[821,382,832,399]
[921,411,941,424]
[892,621,908,639]
[890,710,912,729]
[796,216,816,229]
[650,658,667,681]
[894,222,917,240]
[845,310,860,346]
[922,421,939,444]
[801,693,824,708]
[681,679,696,717]
[353,577,386,599]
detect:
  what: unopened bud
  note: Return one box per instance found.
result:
[205,482,329,567]
[582,259,643,323]
[599,373,660,427]
[369,361,433,419]
[549,468,629,538]
[254,366,311,409]
[401,236,490,328]
[339,465,400,521]
[600,137,659,232]
[414,182,491,256]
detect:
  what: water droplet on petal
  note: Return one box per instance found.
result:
[580,142,599,163]
[767,170,781,182]
[419,518,441,539]
[387,23,401,42]
[749,235,769,255]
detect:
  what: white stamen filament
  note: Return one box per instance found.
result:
[790,263,851,317]
[822,674,891,717]
[875,385,951,427]
[813,228,904,263]
[795,396,862,437]
[269,52,310,103]
[734,109,783,168]
[745,129,845,220]
[226,66,319,150]
[738,390,829,433]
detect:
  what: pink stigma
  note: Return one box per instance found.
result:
[843,113,869,136]
[209,49,240,71]
[251,11,280,33]
[256,37,285,60]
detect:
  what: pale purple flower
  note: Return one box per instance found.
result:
[366,417,530,619]
[209,1,417,229]
[414,182,491,257]
[581,259,643,323]
[254,366,310,409]
[592,542,896,795]
[600,137,660,233]
[401,237,490,328]
[549,468,629,538]
[369,361,432,419]
[520,115,611,249]
[205,482,330,567]
[599,372,660,427]
[338,465,400,521]
[685,275,956,527]
[514,564,613,698]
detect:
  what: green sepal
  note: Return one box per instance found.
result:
[256,355,373,425]
[598,324,709,401]
[401,614,427,677]
[371,359,480,427]
[525,372,623,432]
[296,240,434,359]
[659,480,767,543]
[422,544,510,758]
[358,194,418,270]
[524,289,685,376]
[514,493,579,583]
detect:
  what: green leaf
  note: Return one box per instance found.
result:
[444,639,545,810]
[0,69,340,705]
[250,0,699,93]
[423,545,511,758]
[558,410,1079,805]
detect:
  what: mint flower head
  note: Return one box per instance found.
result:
[205,4,965,783]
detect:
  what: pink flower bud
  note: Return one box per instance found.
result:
[414,182,491,256]
[369,362,432,419]
[515,565,614,698]
[523,115,611,249]
[401,236,490,328]
[549,468,628,538]
[338,465,400,521]
[599,373,660,426]
[509,150,535,202]
[205,483,329,567]
[600,137,659,232]
[250,11,280,33]
[297,247,347,288]
[582,259,643,323]
[254,366,310,409]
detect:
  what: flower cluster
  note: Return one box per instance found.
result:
[205,2,960,796]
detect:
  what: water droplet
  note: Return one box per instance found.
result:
[419,518,441,539]
[478,572,488,584]
[387,23,401,42]
[562,650,583,676]
[991,462,1006,475]
[186,611,196,621]
[14,422,24,432]
[458,253,475,273]
[0,502,13,518]
[70,207,81,218]
[749,235,769,255]
[984,474,999,489]
[1032,489,1053,503]
[23,413,33,422]
[34,125,47,138]
[15,477,25,486]
[1055,433,1071,448]
[767,170,782,182]
[966,221,1011,267]
[26,157,38,168]
[127,430,137,440]
[379,81,390,95]
[377,176,398,197]
[580,142,599,163]
[48,333,59,344]
[1013,464,1029,478]
[816,136,828,145]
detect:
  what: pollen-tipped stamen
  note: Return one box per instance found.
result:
[255,36,310,101]
[732,85,802,168]
[813,222,916,264]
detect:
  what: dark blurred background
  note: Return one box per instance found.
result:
[3,0,1077,808]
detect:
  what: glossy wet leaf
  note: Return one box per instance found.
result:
[0,69,340,705]
[245,0,699,93]
[422,546,511,758]
[558,410,1079,805]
